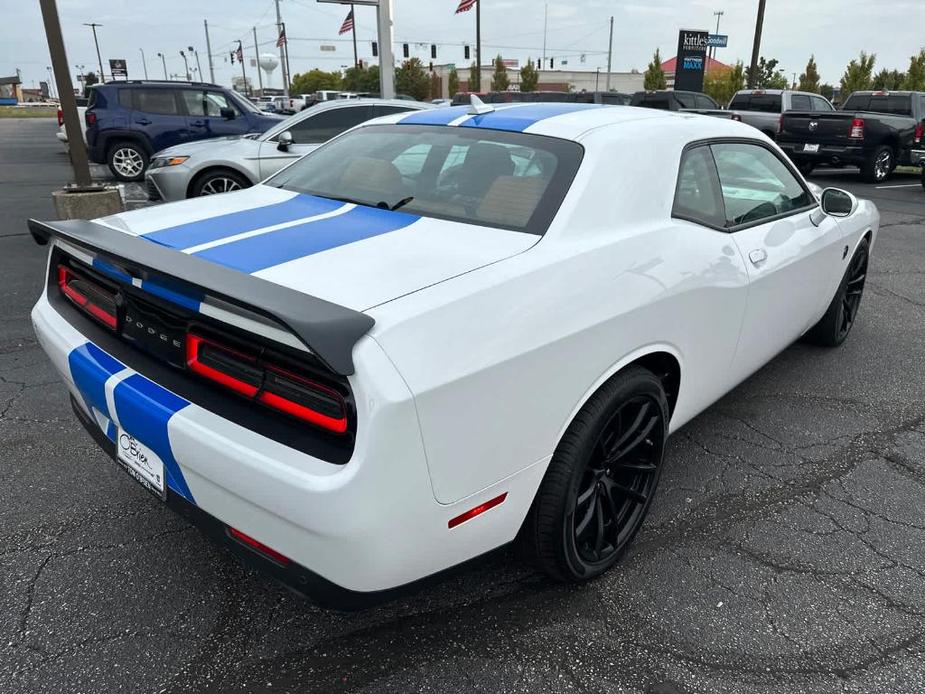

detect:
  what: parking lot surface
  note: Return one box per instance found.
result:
[2,118,924,694]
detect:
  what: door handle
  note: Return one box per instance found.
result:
[134,118,151,125]
[748,249,768,266]
[190,119,206,127]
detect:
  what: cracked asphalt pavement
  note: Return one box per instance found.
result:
[2,119,924,694]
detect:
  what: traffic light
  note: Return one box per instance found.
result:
[431,44,437,59]
[402,43,409,58]
[464,45,470,60]
[371,41,378,57]
[536,59,541,69]
[549,58,554,69]
[429,61,433,72]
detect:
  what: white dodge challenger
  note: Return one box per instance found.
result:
[30,100,878,608]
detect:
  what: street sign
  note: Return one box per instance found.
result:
[501,58,519,68]
[707,34,728,48]
[109,58,127,79]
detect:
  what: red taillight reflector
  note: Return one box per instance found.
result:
[914,122,924,144]
[185,334,260,397]
[448,493,508,529]
[849,118,865,139]
[259,367,348,433]
[57,265,118,330]
[228,527,290,566]
[57,108,64,126]
[85,111,96,127]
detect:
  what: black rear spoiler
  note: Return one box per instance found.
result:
[29,218,373,376]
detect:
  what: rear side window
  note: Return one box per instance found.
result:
[133,89,180,115]
[730,93,782,112]
[789,94,811,111]
[672,146,725,228]
[118,90,132,109]
[711,142,813,226]
[286,105,375,144]
[694,94,716,109]
[810,96,833,111]
[632,94,673,110]
[374,105,415,118]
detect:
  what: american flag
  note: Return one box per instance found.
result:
[455,0,477,13]
[235,43,243,63]
[276,26,287,47]
[339,9,355,35]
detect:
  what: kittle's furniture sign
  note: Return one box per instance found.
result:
[675,29,709,92]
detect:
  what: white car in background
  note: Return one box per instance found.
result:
[144,98,433,202]
[55,99,88,148]
[30,101,877,607]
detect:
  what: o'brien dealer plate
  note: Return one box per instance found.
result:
[115,429,166,500]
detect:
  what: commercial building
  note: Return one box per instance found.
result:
[431,64,644,98]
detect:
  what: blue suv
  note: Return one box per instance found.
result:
[85,81,283,182]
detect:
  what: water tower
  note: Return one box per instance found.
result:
[258,53,280,88]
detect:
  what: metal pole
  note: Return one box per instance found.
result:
[748,0,766,88]
[84,23,104,81]
[605,16,613,91]
[541,3,547,65]
[351,4,358,69]
[46,66,57,99]
[253,27,264,94]
[238,41,249,95]
[157,52,168,79]
[475,0,482,91]
[180,51,190,81]
[191,48,203,82]
[275,0,289,98]
[710,10,724,68]
[282,23,292,92]
[377,0,395,99]
[204,20,215,83]
[139,48,148,79]
[44,0,92,186]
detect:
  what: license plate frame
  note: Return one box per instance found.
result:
[803,143,820,153]
[115,429,167,501]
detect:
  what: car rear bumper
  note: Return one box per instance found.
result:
[778,141,865,166]
[31,285,534,606]
[907,148,925,166]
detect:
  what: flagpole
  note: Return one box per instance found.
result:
[475,0,481,91]
[351,5,358,69]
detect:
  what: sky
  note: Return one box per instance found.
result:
[5,0,924,92]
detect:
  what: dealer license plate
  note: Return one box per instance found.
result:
[803,143,820,153]
[116,429,166,500]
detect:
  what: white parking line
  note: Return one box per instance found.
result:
[875,183,922,189]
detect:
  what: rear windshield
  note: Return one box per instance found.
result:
[631,93,673,110]
[729,93,782,112]
[842,93,913,116]
[266,124,584,235]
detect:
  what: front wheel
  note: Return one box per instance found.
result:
[804,238,869,347]
[521,366,669,582]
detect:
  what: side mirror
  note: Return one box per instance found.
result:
[277,130,294,152]
[820,188,856,217]
[219,107,235,120]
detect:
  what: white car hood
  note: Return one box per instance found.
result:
[96,185,536,312]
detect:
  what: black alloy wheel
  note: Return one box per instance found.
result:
[522,366,669,582]
[805,237,870,347]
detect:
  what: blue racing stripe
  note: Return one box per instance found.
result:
[458,102,603,132]
[141,194,343,250]
[68,342,125,415]
[93,258,133,284]
[113,374,194,503]
[140,276,203,313]
[192,205,420,274]
[400,106,471,126]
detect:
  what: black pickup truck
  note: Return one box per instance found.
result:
[778,91,925,182]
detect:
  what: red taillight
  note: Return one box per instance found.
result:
[57,108,63,126]
[914,122,924,144]
[185,333,349,434]
[448,493,508,529]
[57,265,118,330]
[228,527,290,565]
[85,110,97,127]
[849,117,865,139]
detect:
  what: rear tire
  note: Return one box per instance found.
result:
[861,145,893,183]
[107,140,148,182]
[521,366,669,583]
[190,169,251,197]
[804,238,869,347]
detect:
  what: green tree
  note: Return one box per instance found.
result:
[491,55,510,91]
[873,68,906,91]
[468,61,480,92]
[797,55,821,93]
[395,58,430,100]
[703,61,746,107]
[429,72,441,100]
[644,48,667,90]
[902,48,925,91]
[840,51,876,97]
[819,83,835,101]
[520,58,539,92]
[447,67,459,97]
[82,71,98,97]
[342,64,379,92]
[746,57,788,89]
[290,69,342,95]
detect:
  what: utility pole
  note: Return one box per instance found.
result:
[541,3,547,66]
[180,50,190,81]
[157,52,168,79]
[748,0,766,88]
[475,0,482,91]
[605,15,613,91]
[237,41,249,95]
[44,0,91,186]
[710,10,724,65]
[204,20,215,83]
[83,23,104,81]
[139,48,148,79]
[275,0,289,98]
[253,27,264,94]
[377,0,395,98]
[351,4,358,69]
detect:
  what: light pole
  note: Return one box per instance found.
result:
[189,47,203,82]
[139,48,148,79]
[748,0,767,88]
[83,22,104,81]
[75,63,86,93]
[46,66,57,99]
[180,50,191,80]
[157,52,168,79]
[710,10,724,65]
